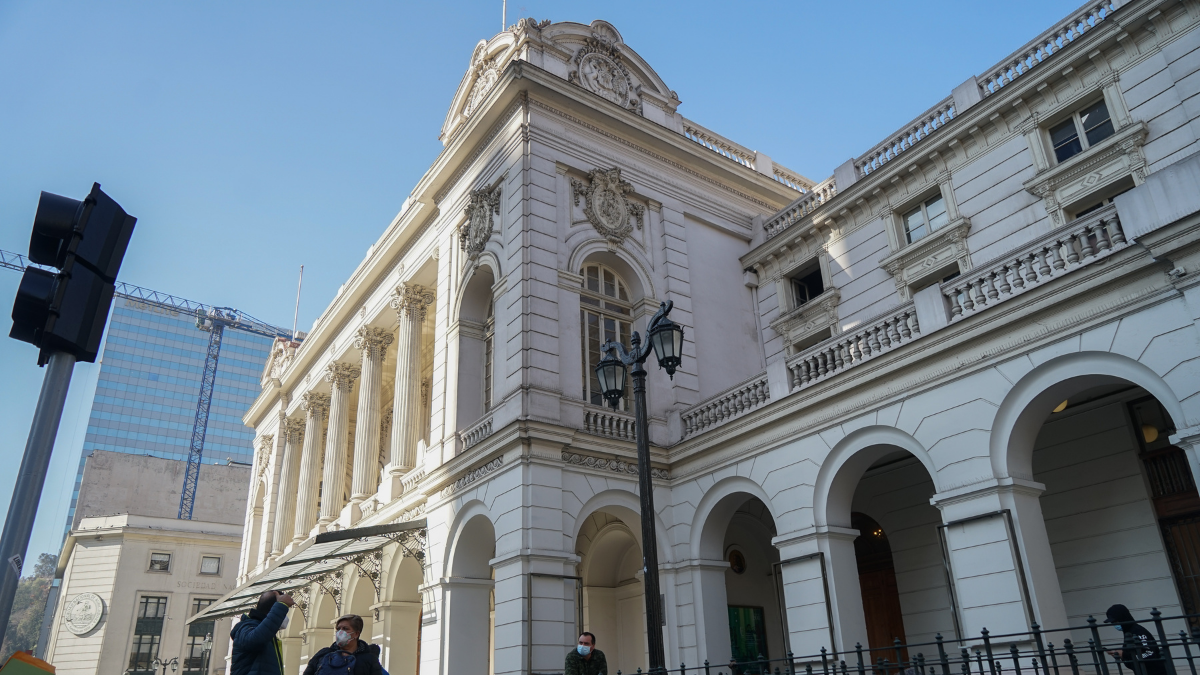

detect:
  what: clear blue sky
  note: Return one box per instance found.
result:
[0,0,1083,571]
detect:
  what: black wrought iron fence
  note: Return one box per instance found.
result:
[612,609,1200,675]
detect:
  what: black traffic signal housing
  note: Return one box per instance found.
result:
[10,184,136,364]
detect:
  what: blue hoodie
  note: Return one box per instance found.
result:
[229,601,289,675]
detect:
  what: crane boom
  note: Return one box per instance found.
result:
[179,315,225,519]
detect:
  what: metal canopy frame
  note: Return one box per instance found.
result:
[188,519,427,624]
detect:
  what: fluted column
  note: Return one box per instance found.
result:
[272,417,305,555]
[378,410,393,479]
[320,362,360,523]
[388,284,434,473]
[293,392,329,543]
[351,326,394,502]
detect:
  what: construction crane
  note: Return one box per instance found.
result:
[0,248,298,519]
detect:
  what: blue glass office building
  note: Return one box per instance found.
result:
[65,296,276,531]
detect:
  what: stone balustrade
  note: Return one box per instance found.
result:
[583,408,636,440]
[856,97,957,177]
[979,1,1119,97]
[681,374,770,439]
[460,415,494,451]
[943,205,1128,321]
[787,304,921,391]
[682,117,757,169]
[763,176,838,240]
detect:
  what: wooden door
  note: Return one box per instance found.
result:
[852,512,908,663]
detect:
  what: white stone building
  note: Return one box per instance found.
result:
[45,451,248,674]
[205,1,1200,673]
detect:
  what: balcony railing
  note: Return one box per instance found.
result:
[681,374,770,439]
[942,205,1127,322]
[584,408,637,441]
[681,116,813,194]
[786,304,921,392]
[617,610,1200,675]
[460,414,494,451]
[856,97,957,177]
[764,176,838,241]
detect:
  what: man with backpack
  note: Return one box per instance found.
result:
[303,614,384,675]
[230,590,294,675]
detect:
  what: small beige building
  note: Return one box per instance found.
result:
[43,451,248,675]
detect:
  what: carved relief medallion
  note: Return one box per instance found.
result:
[571,167,645,246]
[62,592,104,635]
[569,33,639,113]
[460,186,501,264]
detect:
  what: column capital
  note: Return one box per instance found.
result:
[390,283,435,323]
[325,362,361,392]
[354,326,395,360]
[284,417,306,443]
[301,391,330,417]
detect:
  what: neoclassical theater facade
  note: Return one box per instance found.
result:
[202,1,1200,673]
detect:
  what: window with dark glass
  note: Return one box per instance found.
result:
[128,596,168,674]
[148,552,171,572]
[483,302,494,413]
[789,260,825,309]
[903,193,949,244]
[184,598,216,674]
[580,264,632,412]
[1049,99,1115,163]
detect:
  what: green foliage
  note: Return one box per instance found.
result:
[0,553,58,662]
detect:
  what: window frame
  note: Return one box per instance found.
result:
[901,192,951,245]
[580,263,634,412]
[198,555,221,576]
[147,551,172,573]
[1045,97,1116,165]
[184,597,217,675]
[128,595,169,674]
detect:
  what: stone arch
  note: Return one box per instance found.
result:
[443,502,497,675]
[450,255,501,323]
[990,351,1187,481]
[570,488,674,565]
[813,426,938,528]
[691,476,778,561]
[443,499,496,579]
[378,547,424,675]
[568,240,657,306]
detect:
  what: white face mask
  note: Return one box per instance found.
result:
[335,630,353,648]
[279,613,290,631]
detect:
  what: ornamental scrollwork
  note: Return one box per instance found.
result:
[571,167,645,246]
[441,456,504,497]
[561,451,668,479]
[461,185,501,265]
[568,30,640,113]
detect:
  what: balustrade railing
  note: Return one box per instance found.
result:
[584,408,637,441]
[460,415,494,451]
[682,118,757,170]
[787,304,921,392]
[943,206,1127,322]
[615,610,1200,675]
[856,97,956,177]
[764,176,838,240]
[978,1,1119,97]
[681,374,770,439]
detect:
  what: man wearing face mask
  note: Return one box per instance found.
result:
[230,590,294,675]
[1104,604,1168,675]
[565,632,607,675]
[303,614,384,675]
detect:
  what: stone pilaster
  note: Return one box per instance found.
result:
[272,417,305,555]
[351,326,394,502]
[320,362,361,524]
[293,392,329,543]
[388,284,434,474]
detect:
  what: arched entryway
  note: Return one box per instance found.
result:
[576,506,647,674]
[444,512,496,674]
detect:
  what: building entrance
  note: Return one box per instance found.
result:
[852,512,907,658]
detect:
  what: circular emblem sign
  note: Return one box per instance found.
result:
[62,592,104,635]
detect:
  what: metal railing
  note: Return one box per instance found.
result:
[614,610,1200,675]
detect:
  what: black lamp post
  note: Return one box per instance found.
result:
[595,300,684,675]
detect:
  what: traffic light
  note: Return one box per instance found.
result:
[9,183,136,365]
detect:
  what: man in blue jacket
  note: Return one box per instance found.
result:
[230,590,294,675]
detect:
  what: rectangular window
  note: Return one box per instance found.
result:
[129,596,168,674]
[1050,99,1116,163]
[903,194,949,244]
[789,261,825,309]
[149,552,171,572]
[581,309,631,412]
[184,598,216,675]
[199,556,220,575]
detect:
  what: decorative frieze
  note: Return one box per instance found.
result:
[769,289,841,355]
[571,167,645,246]
[568,27,640,113]
[397,502,426,524]
[880,218,972,300]
[441,456,504,497]
[561,451,668,480]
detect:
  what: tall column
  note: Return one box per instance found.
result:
[320,362,361,524]
[351,327,394,502]
[293,392,329,543]
[272,418,305,555]
[387,284,434,473]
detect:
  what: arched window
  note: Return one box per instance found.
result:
[483,301,494,413]
[581,263,632,411]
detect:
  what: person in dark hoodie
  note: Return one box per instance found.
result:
[303,613,384,675]
[1104,603,1168,675]
[230,590,294,675]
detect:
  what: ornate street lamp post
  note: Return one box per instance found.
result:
[595,300,684,675]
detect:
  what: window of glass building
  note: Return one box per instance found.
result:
[1049,99,1116,163]
[128,595,168,674]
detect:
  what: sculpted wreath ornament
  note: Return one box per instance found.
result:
[571,167,645,246]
